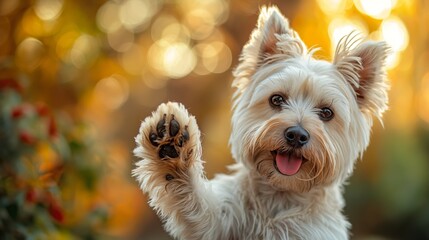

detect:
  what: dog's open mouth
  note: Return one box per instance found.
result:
[272,151,306,176]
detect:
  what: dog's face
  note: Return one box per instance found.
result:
[230,7,389,192]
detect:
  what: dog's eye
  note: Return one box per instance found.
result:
[318,107,334,121]
[270,94,285,107]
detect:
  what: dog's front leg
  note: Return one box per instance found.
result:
[133,102,221,239]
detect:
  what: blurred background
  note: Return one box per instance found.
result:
[0,0,428,239]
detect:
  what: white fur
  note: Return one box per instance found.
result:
[133,6,389,240]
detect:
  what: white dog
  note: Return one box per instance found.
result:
[133,6,389,240]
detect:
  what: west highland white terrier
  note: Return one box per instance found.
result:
[133,6,389,240]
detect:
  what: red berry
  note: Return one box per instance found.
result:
[48,116,58,138]
[19,132,36,145]
[25,188,37,203]
[11,106,24,119]
[48,202,64,223]
[0,78,22,92]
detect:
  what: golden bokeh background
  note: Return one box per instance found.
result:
[1,0,428,239]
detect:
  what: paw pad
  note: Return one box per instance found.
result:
[156,114,167,138]
[159,144,179,158]
[149,114,189,159]
[169,117,180,137]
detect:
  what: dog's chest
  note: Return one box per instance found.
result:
[245,193,306,220]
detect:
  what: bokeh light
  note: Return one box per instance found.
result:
[15,37,45,71]
[119,0,151,31]
[107,27,134,53]
[151,15,179,41]
[194,41,232,74]
[354,0,394,19]
[96,1,122,33]
[148,39,197,79]
[93,75,130,110]
[163,43,197,79]
[384,50,401,70]
[160,23,191,45]
[70,34,99,68]
[21,8,53,37]
[34,0,64,21]
[184,9,216,40]
[55,31,78,62]
[317,0,353,15]
[328,16,368,53]
[97,0,162,34]
[380,15,409,52]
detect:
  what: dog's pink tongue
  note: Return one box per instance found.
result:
[275,152,303,176]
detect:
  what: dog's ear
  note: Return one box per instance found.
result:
[233,6,306,90]
[335,36,390,120]
[249,6,308,63]
[257,6,289,57]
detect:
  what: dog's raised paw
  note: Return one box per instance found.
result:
[134,102,200,185]
[149,113,189,159]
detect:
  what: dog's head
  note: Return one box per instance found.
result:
[230,6,389,192]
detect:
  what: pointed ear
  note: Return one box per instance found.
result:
[335,36,390,119]
[233,6,306,90]
[257,6,289,57]
[250,6,307,63]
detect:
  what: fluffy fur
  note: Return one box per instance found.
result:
[133,6,389,240]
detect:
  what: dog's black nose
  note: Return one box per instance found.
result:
[284,126,309,148]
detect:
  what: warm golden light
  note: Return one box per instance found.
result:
[34,0,63,21]
[184,9,216,40]
[354,0,393,19]
[96,1,121,33]
[142,76,168,90]
[70,34,100,68]
[148,40,197,79]
[120,44,145,75]
[55,31,78,62]
[329,17,368,55]
[179,0,229,26]
[15,37,45,71]
[151,15,178,41]
[93,75,129,110]
[4,1,428,239]
[108,27,134,52]
[119,0,150,31]
[163,43,196,78]
[418,73,429,124]
[381,15,409,52]
[161,23,191,45]
[317,0,352,14]
[21,8,52,36]
[385,50,401,70]
[147,40,166,73]
[194,42,232,74]
[390,83,415,130]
